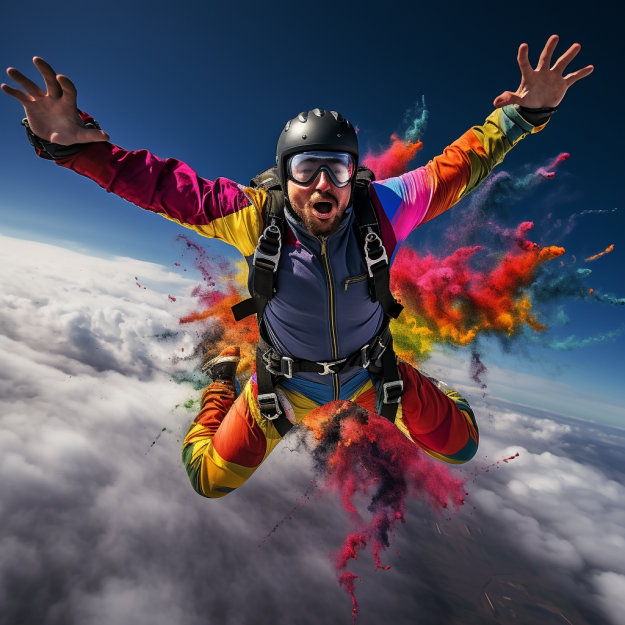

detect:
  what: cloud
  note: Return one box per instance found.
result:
[442,396,625,623]
[0,234,623,625]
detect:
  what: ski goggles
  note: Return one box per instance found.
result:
[287,151,356,188]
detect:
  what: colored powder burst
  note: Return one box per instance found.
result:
[299,400,466,623]
[529,266,625,307]
[174,235,258,376]
[470,351,487,389]
[442,154,571,251]
[403,96,429,143]
[389,222,565,363]
[585,244,615,262]
[361,97,428,179]
[362,135,423,181]
[555,207,618,238]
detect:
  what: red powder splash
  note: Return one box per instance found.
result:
[362,134,423,180]
[300,401,466,623]
[390,222,565,358]
[168,295,176,303]
[175,234,217,286]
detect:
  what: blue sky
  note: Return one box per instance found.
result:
[1,0,623,422]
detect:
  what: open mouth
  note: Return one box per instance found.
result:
[314,202,333,214]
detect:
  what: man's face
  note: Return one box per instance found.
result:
[287,166,352,238]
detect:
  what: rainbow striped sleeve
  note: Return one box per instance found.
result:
[57,142,267,257]
[372,106,549,250]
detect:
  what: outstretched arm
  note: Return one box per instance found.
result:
[2,58,265,257]
[371,35,593,249]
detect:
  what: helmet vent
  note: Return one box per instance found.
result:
[284,120,291,131]
[330,111,344,122]
[313,108,325,117]
[298,112,308,123]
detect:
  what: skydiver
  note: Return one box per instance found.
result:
[2,36,593,497]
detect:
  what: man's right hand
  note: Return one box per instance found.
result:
[2,57,110,146]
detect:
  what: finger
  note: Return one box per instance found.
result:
[537,34,559,71]
[493,91,524,108]
[552,43,581,74]
[6,67,46,97]
[33,57,62,98]
[517,43,533,76]
[564,65,594,86]
[57,74,77,105]
[1,82,35,104]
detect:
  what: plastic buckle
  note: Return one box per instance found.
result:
[257,393,282,420]
[317,358,347,375]
[360,344,370,369]
[383,380,404,404]
[280,356,294,379]
[253,224,282,272]
[364,232,388,278]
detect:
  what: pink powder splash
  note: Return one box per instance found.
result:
[537,152,570,179]
[301,401,466,623]
[362,134,423,180]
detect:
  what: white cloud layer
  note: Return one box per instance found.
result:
[0,234,623,625]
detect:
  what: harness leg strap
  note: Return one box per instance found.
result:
[379,338,402,423]
[256,346,294,437]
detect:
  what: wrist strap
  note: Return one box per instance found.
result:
[21,115,101,161]
[518,105,559,114]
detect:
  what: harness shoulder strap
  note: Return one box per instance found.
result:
[352,177,404,320]
[231,168,285,322]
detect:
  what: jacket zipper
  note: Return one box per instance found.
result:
[320,236,340,401]
[343,273,368,291]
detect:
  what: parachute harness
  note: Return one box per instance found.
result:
[231,166,405,437]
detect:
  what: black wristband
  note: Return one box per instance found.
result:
[515,104,558,127]
[21,117,101,161]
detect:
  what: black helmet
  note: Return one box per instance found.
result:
[276,108,359,196]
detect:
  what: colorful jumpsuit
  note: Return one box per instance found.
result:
[55,106,547,498]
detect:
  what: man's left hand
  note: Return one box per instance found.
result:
[494,35,593,109]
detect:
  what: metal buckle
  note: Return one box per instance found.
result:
[360,344,370,369]
[280,356,293,379]
[370,334,388,363]
[383,380,404,404]
[262,349,293,378]
[317,358,347,375]
[364,232,388,278]
[257,393,282,420]
[261,348,279,375]
[253,224,282,272]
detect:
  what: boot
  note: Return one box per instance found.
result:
[202,346,241,385]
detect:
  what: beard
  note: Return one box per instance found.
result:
[289,190,345,237]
